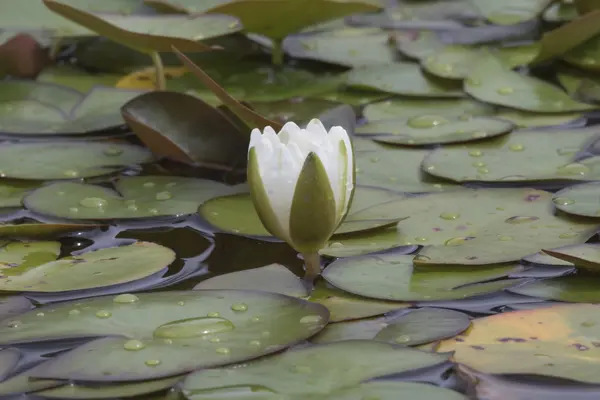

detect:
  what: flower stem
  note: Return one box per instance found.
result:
[271,39,284,67]
[150,51,166,90]
[302,252,321,284]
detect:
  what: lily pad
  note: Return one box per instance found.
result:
[552,182,600,217]
[543,1,578,22]
[0,348,19,381]
[395,31,444,61]
[0,295,32,320]
[323,253,524,301]
[283,28,398,67]
[144,0,230,14]
[0,141,153,180]
[469,0,553,25]
[542,244,600,273]
[493,108,584,128]
[313,307,470,346]
[522,251,574,267]
[24,176,235,220]
[437,303,600,383]
[36,64,122,93]
[204,0,381,41]
[346,63,464,98]
[182,340,449,398]
[0,241,61,267]
[510,274,600,302]
[356,116,513,146]
[193,264,309,298]
[122,91,247,171]
[421,45,481,80]
[0,290,328,381]
[563,35,600,72]
[198,187,407,237]
[354,144,460,193]
[0,241,174,293]
[422,128,600,183]
[362,97,493,121]
[43,0,241,53]
[0,360,64,396]
[308,281,407,322]
[464,55,596,113]
[0,180,39,208]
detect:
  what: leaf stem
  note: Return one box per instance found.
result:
[271,39,284,67]
[302,251,322,284]
[150,51,166,90]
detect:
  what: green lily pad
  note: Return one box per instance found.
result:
[469,0,553,25]
[493,108,584,128]
[36,374,183,399]
[522,251,574,267]
[204,0,381,42]
[396,31,444,61]
[308,281,408,322]
[363,97,493,121]
[249,98,342,126]
[182,340,449,398]
[24,176,236,220]
[313,307,470,346]
[0,223,100,239]
[464,55,596,112]
[357,116,513,146]
[43,0,241,53]
[283,28,398,67]
[194,264,308,298]
[563,35,600,71]
[144,0,230,14]
[543,1,578,22]
[0,141,152,180]
[0,180,39,208]
[354,144,460,193]
[323,253,524,301]
[0,241,174,293]
[552,182,600,217]
[315,89,389,106]
[422,128,600,183]
[510,274,600,302]
[121,91,247,171]
[0,290,328,381]
[346,63,464,98]
[0,361,73,396]
[421,45,481,80]
[438,303,600,384]
[198,187,407,238]
[36,65,122,93]
[542,244,600,273]
[0,241,61,267]
[0,295,32,320]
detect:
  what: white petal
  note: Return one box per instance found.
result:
[279,121,302,145]
[249,129,262,152]
[328,126,354,219]
[262,126,280,144]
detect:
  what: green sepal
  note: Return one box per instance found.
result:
[247,147,290,242]
[289,152,337,253]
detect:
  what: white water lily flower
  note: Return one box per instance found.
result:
[247,119,354,254]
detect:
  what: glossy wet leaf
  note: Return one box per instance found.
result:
[493,108,584,128]
[0,223,100,239]
[437,303,600,383]
[0,290,328,381]
[182,340,449,398]
[0,141,152,180]
[522,252,574,267]
[199,187,406,237]
[0,241,174,293]
[308,281,407,322]
[357,116,513,146]
[346,63,464,98]
[465,55,596,112]
[25,176,236,220]
[204,0,381,41]
[362,98,493,121]
[511,274,600,302]
[421,45,480,80]
[313,307,470,346]
[470,0,553,25]
[354,143,460,193]
[283,28,398,67]
[194,264,308,298]
[552,182,600,217]
[542,244,600,273]
[122,91,247,171]
[43,0,241,53]
[323,253,524,301]
[423,128,600,183]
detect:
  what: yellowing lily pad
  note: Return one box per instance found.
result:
[323,253,524,301]
[552,182,600,217]
[346,63,464,98]
[313,307,470,346]
[43,0,241,53]
[0,241,175,293]
[0,141,153,180]
[182,340,449,398]
[204,0,381,41]
[464,55,596,113]
[24,176,236,220]
[437,303,600,383]
[542,244,600,273]
[0,290,328,381]
[422,128,600,183]
[357,116,513,146]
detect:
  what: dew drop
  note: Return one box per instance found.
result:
[330,242,344,248]
[508,143,525,152]
[145,359,161,367]
[69,207,79,213]
[556,147,579,156]
[477,167,489,174]
[148,208,159,215]
[215,347,230,355]
[209,337,221,343]
[472,161,486,168]
[207,312,220,317]
[444,236,471,246]
[249,340,261,346]
[103,147,123,156]
[153,317,235,339]
[113,293,139,304]
[95,310,112,319]
[7,320,20,328]
[36,312,45,317]
[556,163,590,176]
[553,197,575,206]
[394,335,411,344]
[406,115,449,129]
[127,204,138,211]
[143,182,155,188]
[559,232,579,239]
[64,170,79,177]
[251,316,261,323]
[177,301,185,306]
[291,365,312,374]
[439,212,460,220]
[261,331,271,337]
[466,77,481,86]
[123,339,145,351]
[414,237,428,242]
[79,197,107,208]
[155,191,172,201]
[425,164,436,172]
[300,315,323,324]
[370,157,380,163]
[496,87,514,95]
[504,216,539,224]
[68,309,81,316]
[498,235,513,241]
[468,150,483,157]
[231,303,248,312]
